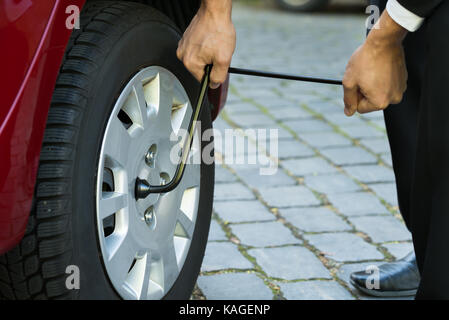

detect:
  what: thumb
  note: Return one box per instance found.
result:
[209,61,229,89]
[343,82,359,117]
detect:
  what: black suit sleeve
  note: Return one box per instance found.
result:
[397,0,443,17]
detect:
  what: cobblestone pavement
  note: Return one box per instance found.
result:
[195,2,413,300]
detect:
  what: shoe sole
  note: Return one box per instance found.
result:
[350,279,417,297]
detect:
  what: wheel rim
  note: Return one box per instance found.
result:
[95,66,201,300]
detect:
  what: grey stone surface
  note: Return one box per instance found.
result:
[197,273,273,300]
[326,192,389,216]
[282,157,338,176]
[208,220,227,241]
[320,147,377,166]
[215,166,237,183]
[359,138,391,154]
[369,183,398,207]
[305,233,384,262]
[201,242,253,272]
[383,243,414,260]
[381,153,393,167]
[349,215,412,243]
[300,132,352,149]
[214,200,275,223]
[231,221,301,247]
[284,119,333,133]
[214,182,255,201]
[348,165,395,183]
[249,246,331,280]
[234,167,296,189]
[278,281,355,300]
[341,125,385,139]
[304,173,361,194]
[275,139,315,159]
[230,113,277,128]
[258,185,321,208]
[280,207,351,232]
[268,107,312,120]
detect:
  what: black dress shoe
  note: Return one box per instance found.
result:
[350,252,420,297]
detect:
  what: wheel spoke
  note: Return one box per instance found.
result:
[106,233,137,286]
[133,83,150,128]
[176,209,194,239]
[159,239,179,291]
[99,192,128,220]
[155,72,174,133]
[139,253,152,300]
[103,117,132,167]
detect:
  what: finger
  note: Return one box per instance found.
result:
[209,58,230,89]
[357,97,381,114]
[343,82,358,117]
[183,55,205,83]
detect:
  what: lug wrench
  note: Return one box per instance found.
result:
[135,66,342,199]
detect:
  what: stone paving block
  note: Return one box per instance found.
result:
[214,200,275,223]
[234,167,296,189]
[274,139,315,159]
[268,107,312,120]
[359,138,391,154]
[197,273,273,300]
[304,173,361,195]
[244,125,294,140]
[257,185,321,208]
[282,157,338,176]
[341,125,385,139]
[370,119,387,130]
[278,281,354,300]
[383,243,414,260]
[284,119,333,133]
[225,102,259,114]
[215,166,237,183]
[300,132,352,149]
[349,215,412,243]
[360,111,385,120]
[369,183,398,207]
[208,220,227,241]
[201,242,253,272]
[231,221,301,247]
[381,153,393,166]
[249,246,331,280]
[280,207,351,232]
[230,113,277,128]
[347,165,395,183]
[320,147,377,166]
[305,233,384,262]
[304,100,342,114]
[214,182,255,201]
[322,112,366,127]
[326,192,389,216]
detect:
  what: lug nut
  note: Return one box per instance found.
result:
[144,206,155,227]
[145,144,157,167]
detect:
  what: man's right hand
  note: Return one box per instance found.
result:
[343,11,408,116]
[177,0,236,89]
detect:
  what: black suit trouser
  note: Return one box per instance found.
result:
[379,1,449,299]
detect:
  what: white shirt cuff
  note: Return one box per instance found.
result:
[386,0,425,32]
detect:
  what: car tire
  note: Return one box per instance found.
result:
[274,0,330,12]
[0,1,214,300]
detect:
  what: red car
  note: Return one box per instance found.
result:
[0,0,227,300]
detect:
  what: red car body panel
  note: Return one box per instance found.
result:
[0,0,227,254]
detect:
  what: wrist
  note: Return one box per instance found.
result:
[366,10,408,48]
[200,0,233,19]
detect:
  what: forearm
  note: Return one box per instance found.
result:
[367,10,408,47]
[200,0,233,18]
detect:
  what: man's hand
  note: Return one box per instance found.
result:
[343,11,408,116]
[177,0,236,89]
